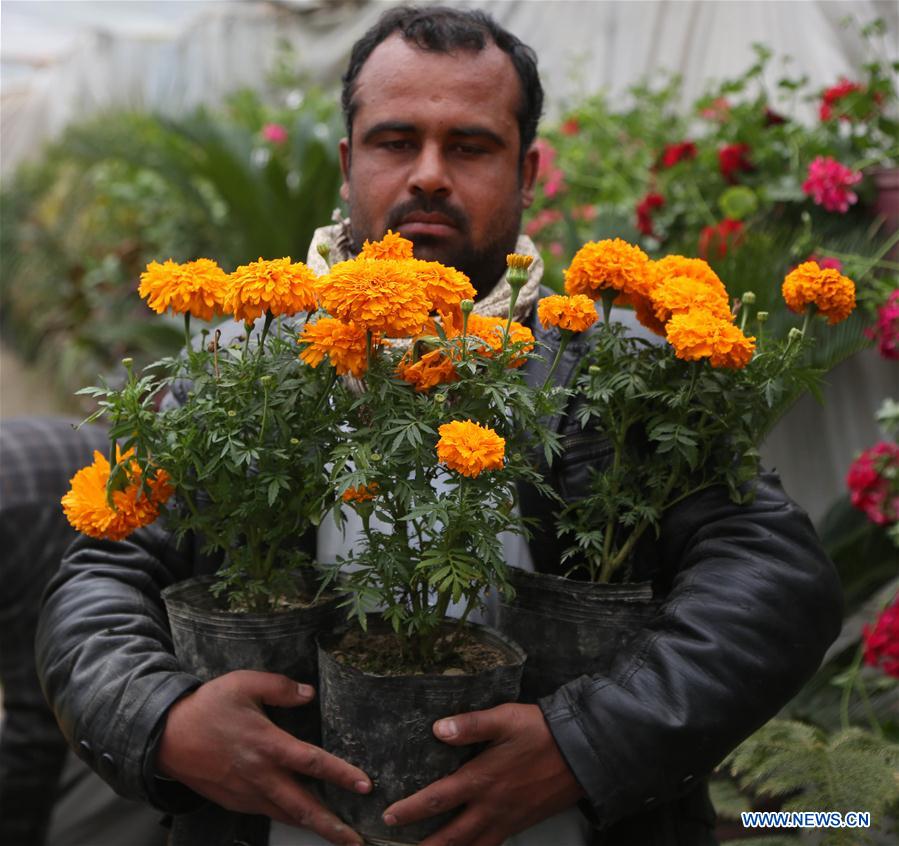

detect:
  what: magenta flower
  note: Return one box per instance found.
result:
[865,290,899,360]
[847,441,899,526]
[535,139,566,198]
[864,599,899,679]
[261,123,289,144]
[802,156,862,213]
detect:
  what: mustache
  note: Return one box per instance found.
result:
[385,197,470,233]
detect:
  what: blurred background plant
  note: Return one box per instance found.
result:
[0,41,343,406]
[525,18,898,375]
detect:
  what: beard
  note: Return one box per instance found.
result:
[348,195,523,298]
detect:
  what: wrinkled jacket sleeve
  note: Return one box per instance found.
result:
[35,524,205,811]
[538,472,842,828]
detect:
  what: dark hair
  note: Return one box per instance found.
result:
[341,5,543,161]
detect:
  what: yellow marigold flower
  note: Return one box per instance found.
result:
[61,449,173,541]
[460,314,535,368]
[319,258,431,337]
[564,239,651,305]
[649,256,732,328]
[138,258,228,321]
[666,309,756,369]
[299,317,378,378]
[782,261,856,324]
[411,259,476,315]
[397,348,459,392]
[360,230,415,261]
[224,257,319,323]
[537,294,598,333]
[437,420,505,478]
[506,253,535,272]
[342,482,379,503]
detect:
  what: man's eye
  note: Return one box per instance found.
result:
[380,139,415,151]
[453,144,488,156]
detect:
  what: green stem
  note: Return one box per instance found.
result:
[504,284,522,340]
[840,640,867,732]
[183,313,192,360]
[542,332,572,390]
[259,311,275,350]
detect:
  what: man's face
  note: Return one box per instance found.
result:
[340,35,539,296]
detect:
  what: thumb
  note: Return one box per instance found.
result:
[432,704,509,746]
[230,670,316,708]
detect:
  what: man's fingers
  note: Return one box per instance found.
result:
[267,775,364,846]
[274,739,372,794]
[383,771,470,827]
[416,808,492,846]
[432,703,511,746]
[233,670,316,708]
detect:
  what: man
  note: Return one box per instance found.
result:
[37,7,842,846]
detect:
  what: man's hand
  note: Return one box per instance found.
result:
[382,703,585,846]
[157,670,371,846]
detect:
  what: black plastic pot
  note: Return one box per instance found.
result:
[161,574,342,741]
[318,621,525,846]
[498,567,660,702]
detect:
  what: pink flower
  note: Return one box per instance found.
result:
[807,255,843,272]
[865,290,899,360]
[535,139,566,198]
[572,204,598,222]
[718,143,753,184]
[700,97,730,122]
[261,123,289,144]
[802,156,862,213]
[864,598,899,679]
[635,192,665,237]
[549,241,564,257]
[847,441,899,526]
[524,208,563,238]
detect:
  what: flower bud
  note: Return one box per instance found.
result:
[506,253,533,287]
[788,327,803,342]
[741,291,756,305]
[260,375,275,386]
[290,437,300,445]
[370,453,382,462]
[121,357,134,370]
[588,365,601,374]
[460,299,474,315]
[434,393,447,404]
[756,311,769,324]
[228,410,237,417]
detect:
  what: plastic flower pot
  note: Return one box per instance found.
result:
[161,574,342,742]
[318,620,525,846]
[498,567,660,702]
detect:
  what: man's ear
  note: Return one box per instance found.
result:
[339,137,351,202]
[520,143,539,209]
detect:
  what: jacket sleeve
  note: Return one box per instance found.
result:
[538,472,842,828]
[35,524,205,811]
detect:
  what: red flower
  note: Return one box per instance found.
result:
[802,156,862,213]
[820,79,864,121]
[660,141,697,168]
[561,117,580,136]
[763,107,787,127]
[635,192,665,237]
[864,598,899,679]
[865,290,899,360]
[847,441,899,526]
[698,219,745,260]
[718,143,753,183]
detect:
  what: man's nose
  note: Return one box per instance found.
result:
[407,143,451,198]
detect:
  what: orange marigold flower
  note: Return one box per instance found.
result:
[437,420,505,478]
[360,230,415,261]
[537,294,598,333]
[299,317,377,378]
[649,256,732,327]
[138,258,228,321]
[397,348,458,392]
[506,253,535,272]
[666,310,756,369]
[61,449,173,541]
[225,257,319,323]
[782,261,856,324]
[411,259,476,314]
[342,482,379,503]
[460,314,535,367]
[319,258,431,337]
[564,239,651,305]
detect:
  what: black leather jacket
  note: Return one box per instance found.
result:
[36,303,842,846]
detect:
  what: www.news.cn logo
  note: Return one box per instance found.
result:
[741,811,871,829]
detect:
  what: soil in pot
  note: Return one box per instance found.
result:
[162,574,342,742]
[318,620,525,846]
[498,567,660,702]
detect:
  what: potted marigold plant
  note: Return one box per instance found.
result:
[62,254,344,739]
[499,237,858,700]
[294,233,564,844]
